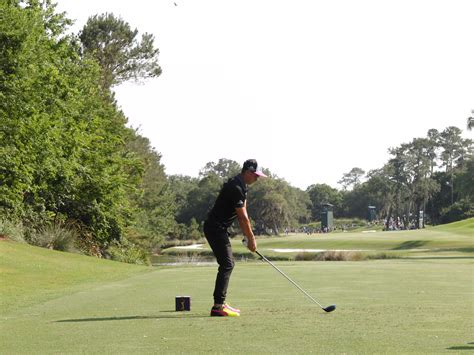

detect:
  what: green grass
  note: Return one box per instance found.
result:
[255,219,473,251]
[161,218,474,261]
[1,219,473,353]
[0,241,151,314]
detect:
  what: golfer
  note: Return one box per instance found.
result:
[204,159,267,317]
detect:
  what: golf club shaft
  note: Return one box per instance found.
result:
[255,250,324,309]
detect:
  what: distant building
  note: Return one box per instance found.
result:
[321,203,334,231]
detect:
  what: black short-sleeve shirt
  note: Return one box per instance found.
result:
[206,174,248,229]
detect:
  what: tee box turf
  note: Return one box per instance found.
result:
[175,296,191,311]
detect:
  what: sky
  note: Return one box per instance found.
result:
[55,0,473,190]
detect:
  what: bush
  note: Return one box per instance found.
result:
[74,224,103,257]
[296,251,364,261]
[28,222,78,252]
[0,219,26,243]
[365,252,400,260]
[188,218,203,240]
[164,249,214,258]
[294,250,400,261]
[124,226,164,255]
[174,252,206,264]
[295,252,317,261]
[106,238,149,265]
[440,199,474,224]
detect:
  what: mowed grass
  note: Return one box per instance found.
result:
[0,241,150,314]
[1,219,473,353]
[229,218,474,259]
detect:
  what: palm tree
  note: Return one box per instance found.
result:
[468,110,473,131]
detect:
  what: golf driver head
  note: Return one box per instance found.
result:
[323,304,336,313]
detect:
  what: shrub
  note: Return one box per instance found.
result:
[0,219,26,243]
[174,252,206,264]
[295,251,402,261]
[295,252,317,261]
[106,238,149,265]
[365,252,400,260]
[28,222,78,252]
[295,251,364,261]
[75,226,103,257]
[440,199,474,224]
[316,251,364,261]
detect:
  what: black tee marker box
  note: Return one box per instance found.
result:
[175,296,191,311]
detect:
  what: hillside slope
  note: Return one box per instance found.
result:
[0,241,151,314]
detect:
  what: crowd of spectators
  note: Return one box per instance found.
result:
[383,216,420,231]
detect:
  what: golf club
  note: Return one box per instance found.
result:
[244,238,335,312]
[255,251,336,312]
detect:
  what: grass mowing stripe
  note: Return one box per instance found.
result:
[1,219,472,353]
[1,259,473,353]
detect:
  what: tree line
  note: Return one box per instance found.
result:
[1,2,472,262]
[170,122,473,235]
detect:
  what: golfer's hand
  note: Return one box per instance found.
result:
[247,238,257,252]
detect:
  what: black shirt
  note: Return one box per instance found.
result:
[206,174,248,229]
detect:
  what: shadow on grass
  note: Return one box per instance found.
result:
[392,240,428,250]
[409,256,474,260]
[55,312,207,323]
[446,344,474,351]
[431,247,474,253]
[405,246,474,260]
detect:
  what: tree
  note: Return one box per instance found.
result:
[168,175,199,216]
[468,110,473,131]
[426,129,440,174]
[306,184,342,221]
[406,138,440,226]
[456,155,474,200]
[0,2,157,254]
[249,182,288,234]
[438,127,470,204]
[199,158,241,180]
[287,186,312,224]
[383,138,440,228]
[248,178,310,233]
[338,167,365,190]
[361,168,396,218]
[125,130,177,249]
[1,0,76,219]
[79,13,162,89]
[385,145,413,227]
[177,174,221,225]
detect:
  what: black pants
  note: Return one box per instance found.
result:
[204,222,235,305]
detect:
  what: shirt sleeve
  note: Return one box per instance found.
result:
[230,184,246,208]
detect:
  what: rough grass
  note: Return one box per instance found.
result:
[0,240,150,314]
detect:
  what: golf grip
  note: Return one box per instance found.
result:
[255,250,324,309]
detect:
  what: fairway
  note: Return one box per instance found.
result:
[1,250,473,353]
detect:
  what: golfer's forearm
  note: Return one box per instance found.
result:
[238,217,255,241]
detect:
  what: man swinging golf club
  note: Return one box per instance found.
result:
[203,159,267,317]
